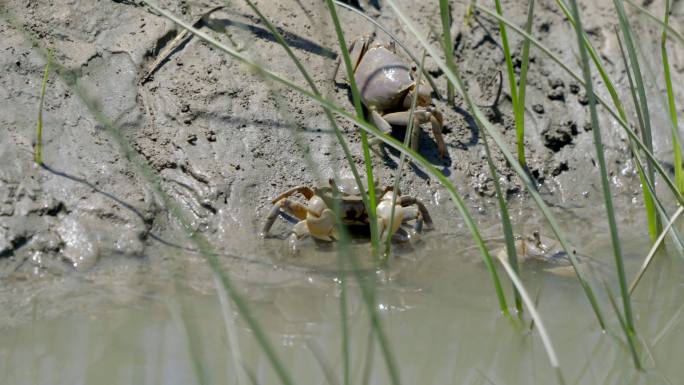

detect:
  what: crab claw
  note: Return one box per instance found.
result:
[376,193,404,239]
[306,208,337,241]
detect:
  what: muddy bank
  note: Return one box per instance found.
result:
[0,0,683,325]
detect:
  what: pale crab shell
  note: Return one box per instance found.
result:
[354,45,414,112]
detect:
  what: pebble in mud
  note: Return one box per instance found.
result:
[542,120,578,152]
[547,77,566,101]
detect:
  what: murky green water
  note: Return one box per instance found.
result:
[1,214,683,385]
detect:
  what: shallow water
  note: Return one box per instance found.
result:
[1,215,683,385]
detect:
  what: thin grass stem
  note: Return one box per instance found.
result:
[384,51,426,259]
[603,281,642,370]
[496,252,563,379]
[629,206,684,295]
[615,29,684,256]
[660,0,684,193]
[515,0,534,168]
[482,131,522,315]
[325,0,381,260]
[34,56,50,165]
[614,0,660,238]
[439,0,455,105]
[570,0,636,354]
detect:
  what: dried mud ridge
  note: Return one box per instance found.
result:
[1,0,682,291]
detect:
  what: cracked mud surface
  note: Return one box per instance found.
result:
[1,0,683,326]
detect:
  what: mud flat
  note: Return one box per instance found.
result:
[0,0,683,326]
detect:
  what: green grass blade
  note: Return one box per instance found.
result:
[481,130,522,315]
[629,206,684,295]
[473,3,684,207]
[492,0,523,166]
[603,281,642,369]
[570,0,635,344]
[497,252,563,380]
[625,0,684,47]
[493,0,518,105]
[386,0,604,328]
[614,28,659,240]
[34,55,50,165]
[661,0,684,193]
[384,51,426,259]
[615,22,684,257]
[324,0,381,260]
[515,0,535,168]
[613,0,660,233]
[439,0,455,105]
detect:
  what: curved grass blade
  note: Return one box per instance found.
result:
[629,206,684,295]
[143,0,511,318]
[496,251,563,381]
[385,0,604,328]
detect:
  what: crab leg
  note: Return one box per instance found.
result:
[428,110,447,159]
[382,109,448,158]
[397,206,424,236]
[397,195,433,229]
[271,186,315,203]
[261,198,309,237]
[333,34,371,83]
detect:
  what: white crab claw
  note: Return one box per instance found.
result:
[377,199,404,238]
[306,208,336,241]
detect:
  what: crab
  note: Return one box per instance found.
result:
[495,231,601,277]
[261,178,433,244]
[334,35,447,158]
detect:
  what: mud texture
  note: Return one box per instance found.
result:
[0,0,683,325]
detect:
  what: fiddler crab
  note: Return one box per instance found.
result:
[334,34,447,158]
[495,231,594,277]
[261,178,433,246]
